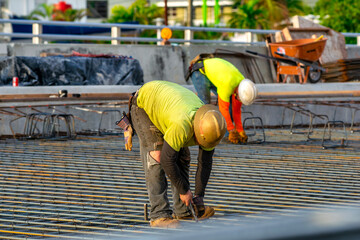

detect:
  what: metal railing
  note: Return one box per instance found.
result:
[0,19,359,46]
[0,18,276,45]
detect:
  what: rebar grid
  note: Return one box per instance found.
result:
[0,130,360,239]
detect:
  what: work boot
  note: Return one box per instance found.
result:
[197,205,215,219]
[193,196,215,219]
[150,217,180,228]
[174,205,215,220]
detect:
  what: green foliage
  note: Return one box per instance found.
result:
[52,8,87,21]
[313,0,360,44]
[107,0,164,25]
[28,3,86,21]
[314,0,360,33]
[106,0,164,44]
[227,0,310,30]
[28,3,54,20]
[171,30,184,39]
[227,0,269,29]
[260,0,287,26]
[286,0,312,16]
[107,5,133,23]
[194,28,226,41]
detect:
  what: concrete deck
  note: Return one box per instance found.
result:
[0,128,359,239]
[0,82,360,239]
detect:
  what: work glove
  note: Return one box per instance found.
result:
[239,130,248,144]
[124,125,133,151]
[228,129,241,144]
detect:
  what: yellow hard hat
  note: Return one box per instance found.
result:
[194,104,226,149]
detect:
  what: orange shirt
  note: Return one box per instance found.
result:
[218,94,243,132]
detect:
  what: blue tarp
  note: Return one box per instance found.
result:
[13,23,111,35]
[11,16,138,36]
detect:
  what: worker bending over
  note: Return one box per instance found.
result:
[188,55,258,144]
[125,81,226,228]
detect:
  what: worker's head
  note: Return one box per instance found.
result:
[194,104,226,149]
[237,79,258,105]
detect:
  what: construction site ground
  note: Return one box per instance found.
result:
[1,126,360,239]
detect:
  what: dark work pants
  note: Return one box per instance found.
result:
[190,70,217,104]
[130,94,191,221]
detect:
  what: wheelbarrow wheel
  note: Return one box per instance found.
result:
[307,62,322,83]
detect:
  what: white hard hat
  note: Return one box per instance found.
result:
[237,79,258,105]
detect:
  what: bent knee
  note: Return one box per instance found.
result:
[150,150,161,163]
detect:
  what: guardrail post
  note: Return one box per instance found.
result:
[111,26,121,45]
[32,23,42,44]
[155,18,163,46]
[357,36,360,46]
[184,29,193,45]
[246,32,252,43]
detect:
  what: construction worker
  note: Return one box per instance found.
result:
[124,80,226,228]
[187,56,258,144]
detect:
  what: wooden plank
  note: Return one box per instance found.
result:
[275,31,285,42]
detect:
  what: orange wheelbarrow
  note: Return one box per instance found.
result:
[246,38,327,84]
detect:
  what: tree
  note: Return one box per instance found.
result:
[227,0,269,29]
[107,5,133,23]
[28,3,54,21]
[106,0,164,44]
[314,0,360,33]
[107,0,163,25]
[286,0,311,16]
[52,8,87,22]
[227,0,309,30]
[28,1,86,22]
[313,0,360,44]
[259,0,287,27]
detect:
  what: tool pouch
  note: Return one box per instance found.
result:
[185,53,214,82]
[115,92,137,136]
[116,112,134,151]
[116,112,131,131]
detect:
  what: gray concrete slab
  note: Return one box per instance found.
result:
[0,131,360,239]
